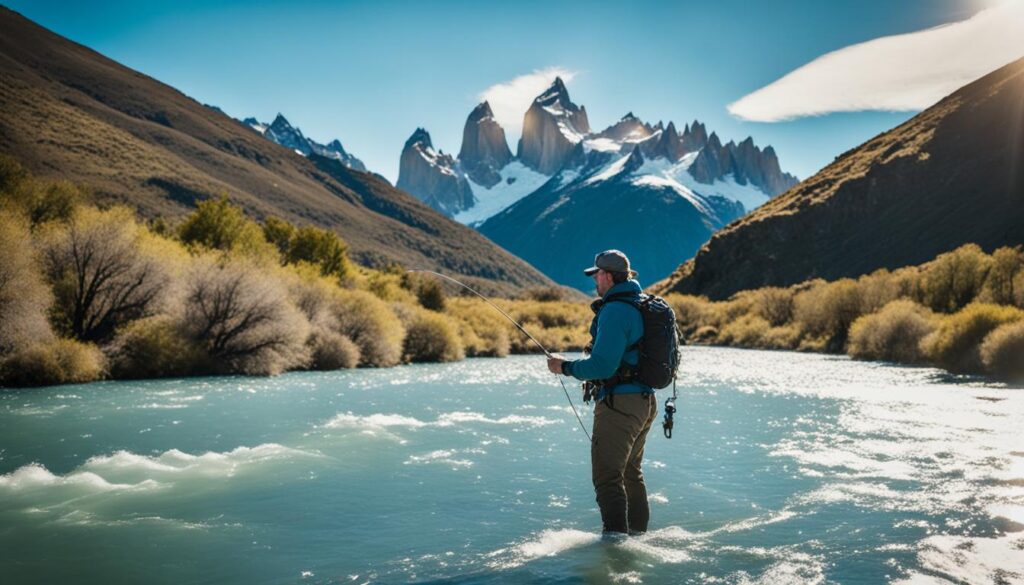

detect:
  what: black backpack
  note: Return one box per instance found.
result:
[602,292,682,389]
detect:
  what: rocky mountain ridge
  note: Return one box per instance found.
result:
[242,113,367,172]
[655,56,1024,300]
[0,6,554,295]
[397,78,796,222]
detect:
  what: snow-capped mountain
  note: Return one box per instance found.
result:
[396,128,474,216]
[517,76,591,175]
[242,114,367,172]
[478,143,750,291]
[395,77,797,289]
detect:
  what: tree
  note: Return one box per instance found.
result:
[921,244,993,313]
[982,246,1024,306]
[416,278,446,311]
[177,195,275,259]
[182,256,309,375]
[262,215,296,256]
[39,206,173,342]
[287,225,350,281]
[0,212,53,353]
[0,155,85,225]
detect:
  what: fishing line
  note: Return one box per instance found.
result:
[408,269,592,442]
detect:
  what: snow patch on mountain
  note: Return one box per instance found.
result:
[454,162,550,226]
[582,138,622,153]
[653,153,771,211]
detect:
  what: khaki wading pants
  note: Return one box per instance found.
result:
[591,392,658,534]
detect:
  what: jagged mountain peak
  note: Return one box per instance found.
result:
[468,101,495,121]
[405,127,433,149]
[270,113,292,127]
[518,76,590,174]
[459,101,513,188]
[623,144,645,173]
[240,113,366,171]
[398,126,474,216]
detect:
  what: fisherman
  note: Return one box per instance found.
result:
[547,250,658,536]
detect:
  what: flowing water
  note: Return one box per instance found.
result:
[1,347,1022,584]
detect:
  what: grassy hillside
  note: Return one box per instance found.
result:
[657,57,1024,300]
[0,158,589,387]
[0,6,554,296]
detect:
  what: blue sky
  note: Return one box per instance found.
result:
[7,0,1021,183]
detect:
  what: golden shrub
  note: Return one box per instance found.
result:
[919,303,1024,374]
[444,298,511,357]
[108,316,204,378]
[665,294,718,336]
[847,300,937,364]
[1,338,105,387]
[920,244,993,313]
[717,314,771,347]
[980,246,1024,306]
[980,321,1024,382]
[0,212,53,354]
[309,330,361,370]
[793,279,864,351]
[331,289,405,367]
[394,303,465,363]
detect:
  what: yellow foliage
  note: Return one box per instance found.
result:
[919,303,1024,374]
[1,338,105,387]
[980,321,1024,382]
[847,300,937,364]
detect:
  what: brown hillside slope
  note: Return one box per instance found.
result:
[656,57,1024,300]
[0,7,553,295]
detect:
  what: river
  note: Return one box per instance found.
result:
[1,347,1022,584]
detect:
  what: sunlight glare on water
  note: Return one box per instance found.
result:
[1,347,1022,584]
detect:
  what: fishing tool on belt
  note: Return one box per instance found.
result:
[408,270,591,442]
[662,380,677,439]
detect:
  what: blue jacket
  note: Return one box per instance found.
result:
[563,279,651,400]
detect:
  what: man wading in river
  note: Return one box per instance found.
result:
[547,250,660,536]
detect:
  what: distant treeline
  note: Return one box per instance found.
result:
[666,243,1024,382]
[0,156,588,387]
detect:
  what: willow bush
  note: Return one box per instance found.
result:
[331,289,406,367]
[980,321,1024,382]
[393,303,464,363]
[919,244,992,313]
[38,206,180,342]
[793,279,864,352]
[308,330,361,370]
[107,316,204,378]
[1,338,105,387]
[445,298,511,357]
[0,213,53,354]
[919,303,1024,374]
[847,300,937,364]
[182,255,310,375]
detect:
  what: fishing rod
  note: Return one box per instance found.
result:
[408,269,591,442]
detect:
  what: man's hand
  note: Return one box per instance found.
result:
[547,354,566,375]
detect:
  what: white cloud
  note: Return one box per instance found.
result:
[479,67,577,141]
[728,1,1024,122]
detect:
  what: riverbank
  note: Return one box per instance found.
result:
[663,243,1024,384]
[0,156,586,388]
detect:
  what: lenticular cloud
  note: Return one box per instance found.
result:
[728,2,1024,122]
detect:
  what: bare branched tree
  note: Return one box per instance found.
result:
[183,256,309,375]
[39,207,172,342]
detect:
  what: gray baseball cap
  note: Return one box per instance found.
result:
[583,249,637,278]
